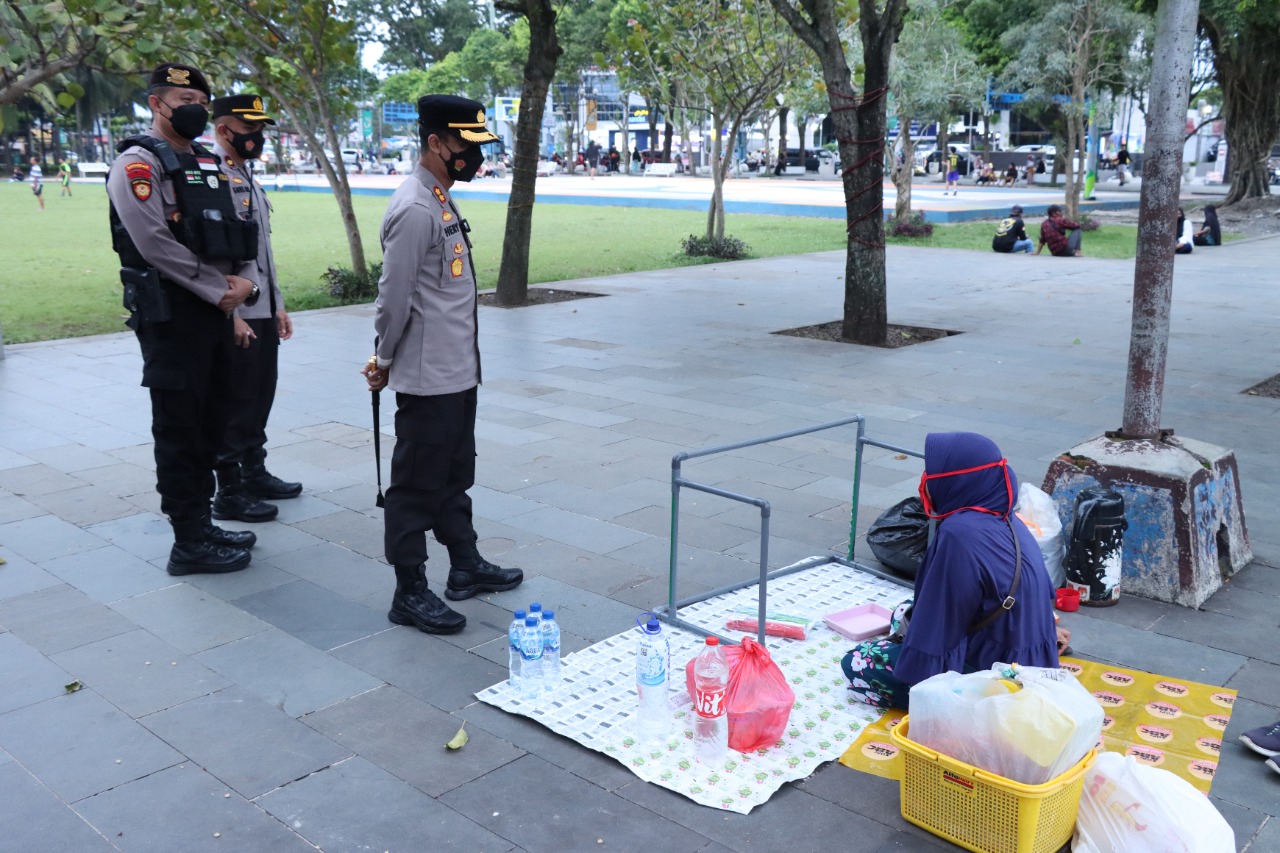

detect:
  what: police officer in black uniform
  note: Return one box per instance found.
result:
[106,63,262,575]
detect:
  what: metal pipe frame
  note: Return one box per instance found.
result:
[657,416,920,648]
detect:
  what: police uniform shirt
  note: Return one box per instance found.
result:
[372,163,479,397]
[106,130,252,304]
[213,141,282,320]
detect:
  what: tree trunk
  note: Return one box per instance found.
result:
[645,95,658,157]
[776,105,790,172]
[1211,25,1280,205]
[893,114,916,222]
[935,116,950,181]
[1063,118,1081,220]
[619,90,631,174]
[495,0,561,306]
[662,118,674,162]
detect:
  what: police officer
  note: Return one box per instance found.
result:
[106,63,261,575]
[361,95,522,634]
[208,94,302,523]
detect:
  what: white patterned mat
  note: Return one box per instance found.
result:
[475,559,910,813]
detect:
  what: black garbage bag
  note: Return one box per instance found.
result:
[867,497,930,578]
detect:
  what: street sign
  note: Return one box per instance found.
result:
[382,102,417,124]
[495,97,520,123]
[361,109,373,141]
[586,99,597,131]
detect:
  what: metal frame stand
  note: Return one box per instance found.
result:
[653,416,922,646]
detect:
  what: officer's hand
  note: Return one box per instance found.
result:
[361,361,389,392]
[219,275,255,314]
[277,309,293,341]
[233,316,256,349]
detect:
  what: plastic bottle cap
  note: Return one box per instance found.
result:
[514,610,526,620]
[646,618,661,633]
[525,616,538,627]
[543,610,554,620]
[530,602,542,611]
[705,636,719,646]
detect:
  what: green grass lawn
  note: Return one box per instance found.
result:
[885,220,1141,257]
[0,180,1146,343]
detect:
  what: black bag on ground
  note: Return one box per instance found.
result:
[867,497,930,578]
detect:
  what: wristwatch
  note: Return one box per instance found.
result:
[245,282,261,307]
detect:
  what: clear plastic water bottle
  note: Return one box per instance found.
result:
[634,612,670,743]
[528,601,543,627]
[693,636,729,764]
[507,609,527,691]
[518,615,543,699]
[541,609,561,684]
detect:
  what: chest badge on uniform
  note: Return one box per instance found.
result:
[206,175,219,189]
[453,242,465,255]
[442,210,453,222]
[432,185,447,203]
[451,257,464,277]
[125,162,152,201]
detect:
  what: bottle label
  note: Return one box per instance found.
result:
[637,645,666,686]
[695,687,726,718]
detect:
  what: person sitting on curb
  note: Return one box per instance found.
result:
[1000,162,1019,187]
[1175,208,1194,255]
[840,432,1065,710]
[992,205,1034,254]
[1036,205,1084,257]
[1194,205,1221,246]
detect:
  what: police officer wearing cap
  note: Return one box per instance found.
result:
[360,95,522,634]
[107,63,261,576]
[208,94,303,524]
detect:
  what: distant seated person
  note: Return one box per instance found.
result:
[992,205,1034,253]
[1000,163,1019,188]
[840,432,1064,710]
[1175,207,1194,255]
[1036,205,1083,257]
[1194,204,1221,246]
[975,163,996,186]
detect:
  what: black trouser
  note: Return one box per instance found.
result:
[135,283,234,523]
[217,316,279,472]
[384,387,478,568]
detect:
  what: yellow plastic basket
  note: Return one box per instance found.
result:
[889,716,1094,853]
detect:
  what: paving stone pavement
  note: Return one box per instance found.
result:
[2,235,1278,852]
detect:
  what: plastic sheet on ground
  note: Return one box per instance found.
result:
[475,559,909,813]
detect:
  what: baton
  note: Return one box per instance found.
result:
[368,353,385,508]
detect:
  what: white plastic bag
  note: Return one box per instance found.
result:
[1015,483,1066,588]
[1073,751,1235,853]
[908,666,1103,785]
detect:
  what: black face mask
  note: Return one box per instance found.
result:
[445,144,485,182]
[164,102,209,141]
[228,129,266,160]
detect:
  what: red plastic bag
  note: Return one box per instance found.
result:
[685,636,795,752]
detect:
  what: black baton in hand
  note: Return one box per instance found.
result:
[368,353,385,508]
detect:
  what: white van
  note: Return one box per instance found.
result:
[340,149,362,166]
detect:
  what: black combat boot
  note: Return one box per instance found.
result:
[445,543,524,601]
[167,518,252,576]
[388,564,466,634]
[242,459,303,501]
[204,517,257,549]
[212,465,279,522]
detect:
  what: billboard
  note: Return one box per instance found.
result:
[495,97,520,123]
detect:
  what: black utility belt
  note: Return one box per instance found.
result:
[180,212,259,262]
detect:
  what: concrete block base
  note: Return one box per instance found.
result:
[1042,434,1250,608]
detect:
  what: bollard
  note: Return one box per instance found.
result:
[1064,488,1127,606]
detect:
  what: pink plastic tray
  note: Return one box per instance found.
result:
[824,603,893,642]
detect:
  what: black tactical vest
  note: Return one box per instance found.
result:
[109,135,258,268]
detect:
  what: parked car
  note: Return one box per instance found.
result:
[783,148,822,171]
[340,148,362,166]
[924,145,974,176]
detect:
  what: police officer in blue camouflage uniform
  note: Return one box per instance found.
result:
[361,95,522,634]
[106,63,262,575]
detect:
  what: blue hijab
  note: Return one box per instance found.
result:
[895,432,1059,685]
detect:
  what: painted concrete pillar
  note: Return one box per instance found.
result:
[1043,435,1250,609]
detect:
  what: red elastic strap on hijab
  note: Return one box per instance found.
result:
[918,458,1014,520]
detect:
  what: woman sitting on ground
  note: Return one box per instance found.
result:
[842,432,1066,710]
[1194,205,1221,247]
[1175,208,1194,254]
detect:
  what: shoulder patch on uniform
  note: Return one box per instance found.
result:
[442,210,453,222]
[454,242,465,255]
[433,185,447,203]
[451,257,464,277]
[125,161,153,200]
